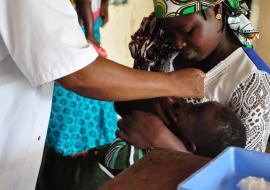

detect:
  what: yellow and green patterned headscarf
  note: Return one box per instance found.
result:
[153,0,259,47]
[154,0,219,18]
[154,0,244,18]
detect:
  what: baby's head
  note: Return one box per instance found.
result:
[172,101,246,158]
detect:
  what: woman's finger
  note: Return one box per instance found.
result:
[117,115,133,133]
[117,119,124,130]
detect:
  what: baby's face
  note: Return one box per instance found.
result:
[171,101,224,154]
[173,101,223,142]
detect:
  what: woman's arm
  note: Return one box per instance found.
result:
[57,56,205,101]
[115,97,184,127]
[117,111,188,152]
[75,0,99,46]
[114,99,158,117]
[100,0,109,26]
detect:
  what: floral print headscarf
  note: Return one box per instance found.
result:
[129,0,259,72]
[153,0,259,47]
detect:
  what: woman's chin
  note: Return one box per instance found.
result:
[182,53,204,63]
[181,50,197,61]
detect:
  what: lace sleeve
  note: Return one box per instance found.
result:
[228,72,270,152]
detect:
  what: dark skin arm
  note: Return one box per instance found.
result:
[115,97,185,126]
[115,98,159,116]
[100,0,109,26]
[57,56,205,101]
[117,111,188,152]
[62,2,204,103]
[75,0,99,46]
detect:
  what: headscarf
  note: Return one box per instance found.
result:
[129,0,259,72]
[154,0,218,18]
[129,13,175,72]
[154,0,259,47]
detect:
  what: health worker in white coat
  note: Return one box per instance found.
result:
[0,0,205,189]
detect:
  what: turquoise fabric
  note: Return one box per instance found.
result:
[46,18,118,156]
[94,16,103,43]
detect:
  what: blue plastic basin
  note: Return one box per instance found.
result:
[177,147,270,190]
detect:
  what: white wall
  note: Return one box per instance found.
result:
[100,0,153,68]
[101,1,270,67]
[253,0,270,65]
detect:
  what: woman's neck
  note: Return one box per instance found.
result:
[199,27,241,72]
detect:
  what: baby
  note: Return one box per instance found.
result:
[171,100,247,158]
[37,100,246,190]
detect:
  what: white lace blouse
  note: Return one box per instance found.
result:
[173,47,270,152]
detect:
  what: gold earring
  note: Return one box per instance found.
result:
[216,13,222,20]
[178,42,187,50]
[182,42,187,48]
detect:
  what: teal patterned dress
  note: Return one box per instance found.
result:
[46,17,118,156]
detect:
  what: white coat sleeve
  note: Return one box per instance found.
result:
[0,0,98,86]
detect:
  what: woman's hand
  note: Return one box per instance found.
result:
[86,36,100,48]
[169,68,205,99]
[115,97,183,126]
[116,111,188,152]
[151,97,186,126]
